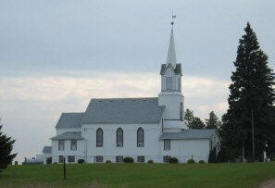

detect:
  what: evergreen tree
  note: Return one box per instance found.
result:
[0,120,16,171]
[184,109,205,129]
[205,111,221,129]
[219,23,274,161]
[184,109,194,128]
[190,117,205,129]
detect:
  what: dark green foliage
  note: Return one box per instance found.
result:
[205,111,221,129]
[208,148,217,163]
[187,159,195,164]
[168,157,178,163]
[198,160,205,164]
[190,117,205,129]
[46,158,52,164]
[219,22,274,161]
[77,159,85,164]
[184,109,194,128]
[106,160,112,164]
[0,123,16,171]
[216,148,228,163]
[123,157,134,163]
[147,160,154,164]
[184,109,205,129]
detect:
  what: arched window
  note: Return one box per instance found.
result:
[96,128,103,147]
[137,127,144,147]
[116,128,123,147]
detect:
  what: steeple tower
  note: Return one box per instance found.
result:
[158,15,186,131]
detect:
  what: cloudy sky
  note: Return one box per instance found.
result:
[0,0,274,162]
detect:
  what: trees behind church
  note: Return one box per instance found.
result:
[184,109,205,129]
[219,23,274,162]
[184,109,221,129]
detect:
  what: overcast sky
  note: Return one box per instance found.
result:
[0,0,274,163]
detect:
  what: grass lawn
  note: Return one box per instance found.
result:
[1,162,275,188]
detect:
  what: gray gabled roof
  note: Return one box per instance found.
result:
[160,64,182,75]
[42,146,52,154]
[55,112,84,129]
[160,129,216,140]
[51,131,84,140]
[82,97,165,124]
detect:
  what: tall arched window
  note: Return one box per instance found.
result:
[96,128,103,147]
[116,128,123,147]
[137,127,144,147]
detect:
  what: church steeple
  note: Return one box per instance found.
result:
[166,27,177,67]
[158,15,186,131]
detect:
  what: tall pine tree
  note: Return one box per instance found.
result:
[184,109,194,128]
[219,23,274,161]
[205,111,221,129]
[0,120,16,171]
[184,109,205,129]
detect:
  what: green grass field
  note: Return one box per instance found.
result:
[1,162,275,188]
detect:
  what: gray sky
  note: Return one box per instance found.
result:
[0,0,274,162]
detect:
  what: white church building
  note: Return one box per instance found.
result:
[41,24,219,164]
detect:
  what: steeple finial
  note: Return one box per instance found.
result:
[166,14,177,66]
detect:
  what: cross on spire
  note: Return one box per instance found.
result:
[171,14,176,27]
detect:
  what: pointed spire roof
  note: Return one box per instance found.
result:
[166,27,177,67]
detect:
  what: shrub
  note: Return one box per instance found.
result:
[46,158,52,164]
[78,159,85,164]
[147,160,154,164]
[169,157,178,164]
[187,159,195,164]
[198,160,205,164]
[123,157,134,163]
[106,160,112,164]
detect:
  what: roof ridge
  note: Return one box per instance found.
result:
[91,97,157,100]
[61,112,84,114]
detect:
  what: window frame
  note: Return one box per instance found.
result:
[96,128,103,147]
[95,155,103,163]
[166,77,173,90]
[163,156,171,163]
[116,128,123,147]
[178,77,181,91]
[58,140,65,151]
[68,156,75,163]
[137,127,144,147]
[137,156,145,163]
[164,139,171,151]
[180,102,183,121]
[116,156,123,163]
[70,139,77,151]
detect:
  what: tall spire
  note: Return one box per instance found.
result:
[166,15,177,67]
[166,28,177,66]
